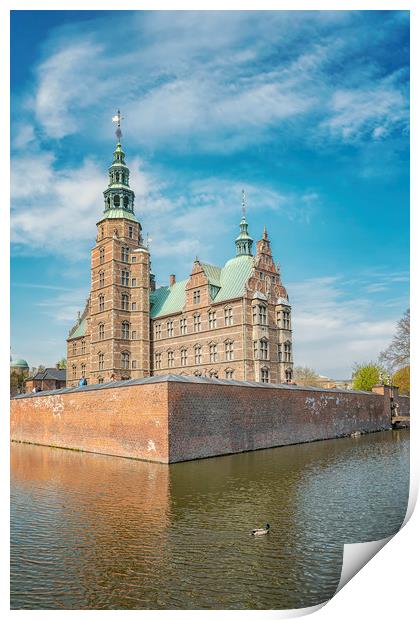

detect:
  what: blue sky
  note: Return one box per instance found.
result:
[10,10,409,377]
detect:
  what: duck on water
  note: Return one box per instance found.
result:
[251,523,270,536]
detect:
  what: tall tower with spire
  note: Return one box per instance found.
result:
[67,111,151,384]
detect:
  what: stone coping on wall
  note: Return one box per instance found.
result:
[12,373,374,400]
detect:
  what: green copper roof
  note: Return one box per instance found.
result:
[68,318,87,340]
[10,358,29,368]
[98,208,139,223]
[150,254,254,319]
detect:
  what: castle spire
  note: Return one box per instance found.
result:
[101,110,138,222]
[235,190,253,257]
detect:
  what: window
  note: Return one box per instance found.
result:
[195,345,202,365]
[194,370,202,377]
[209,343,218,363]
[253,340,258,359]
[81,363,86,378]
[167,321,174,337]
[72,364,77,379]
[155,323,161,339]
[285,368,293,382]
[99,271,105,288]
[193,290,201,304]
[121,293,129,310]
[259,272,264,280]
[208,310,217,329]
[121,351,130,370]
[278,343,282,362]
[132,330,137,340]
[261,367,269,383]
[128,226,133,239]
[225,340,234,361]
[180,318,187,335]
[72,342,77,355]
[224,307,233,326]
[284,341,292,363]
[193,314,201,333]
[131,256,137,263]
[99,295,105,312]
[121,246,129,262]
[225,368,234,379]
[98,353,104,371]
[131,278,137,287]
[99,323,105,340]
[101,226,104,239]
[260,339,269,360]
[168,350,174,368]
[98,377,104,384]
[122,321,130,339]
[121,270,129,286]
[181,348,187,366]
[259,305,267,325]
[116,172,120,182]
[123,196,129,209]
[155,352,162,369]
[99,247,105,264]
[131,302,137,311]
[209,369,218,378]
[132,360,137,369]
[113,194,120,207]
[81,340,86,354]
[283,310,291,330]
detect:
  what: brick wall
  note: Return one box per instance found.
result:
[396,395,410,416]
[11,377,403,464]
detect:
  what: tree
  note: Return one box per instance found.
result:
[56,358,67,369]
[392,366,410,395]
[352,362,385,391]
[293,366,322,387]
[379,309,410,371]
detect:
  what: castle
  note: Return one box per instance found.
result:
[66,116,293,386]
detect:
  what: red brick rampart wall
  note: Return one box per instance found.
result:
[11,378,401,463]
[11,382,169,463]
[168,382,392,462]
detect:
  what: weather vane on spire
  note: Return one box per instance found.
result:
[241,189,247,218]
[112,109,124,142]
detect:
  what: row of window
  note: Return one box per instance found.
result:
[155,308,233,339]
[155,340,235,369]
[96,293,138,312]
[72,340,86,356]
[106,194,130,209]
[109,171,128,185]
[96,270,138,288]
[99,225,136,241]
[95,322,137,341]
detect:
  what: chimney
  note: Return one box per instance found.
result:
[169,274,176,286]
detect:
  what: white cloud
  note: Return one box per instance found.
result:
[288,275,406,378]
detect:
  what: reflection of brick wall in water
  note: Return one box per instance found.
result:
[11,378,405,463]
[11,442,171,593]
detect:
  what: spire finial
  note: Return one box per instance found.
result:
[263,225,268,240]
[112,109,124,142]
[241,189,246,219]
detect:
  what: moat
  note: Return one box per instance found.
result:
[11,429,409,610]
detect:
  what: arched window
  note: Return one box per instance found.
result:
[261,367,269,383]
[209,342,218,363]
[106,197,110,208]
[284,341,292,363]
[99,294,105,312]
[72,364,77,379]
[224,306,233,326]
[123,195,129,208]
[225,368,234,380]
[121,246,129,262]
[121,321,130,339]
[167,350,174,368]
[180,348,187,366]
[116,172,120,182]
[121,293,129,310]
[194,345,202,365]
[113,194,120,207]
[285,368,293,382]
[121,351,130,370]
[99,247,105,264]
[224,340,234,361]
[98,323,104,340]
[98,353,104,371]
[209,369,218,379]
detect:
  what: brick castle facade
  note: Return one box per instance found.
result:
[66,119,293,386]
